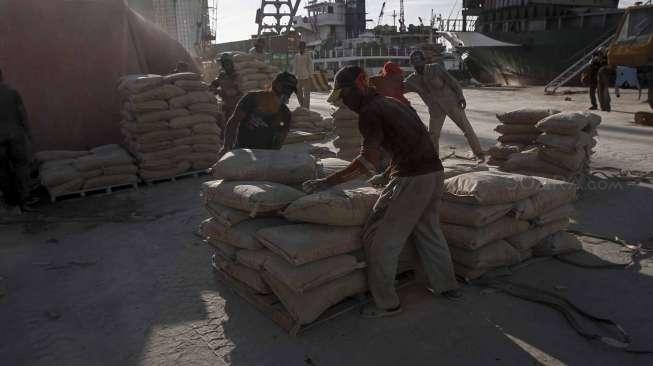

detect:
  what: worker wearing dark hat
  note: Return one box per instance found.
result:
[405,50,484,159]
[303,66,460,318]
[210,53,243,124]
[217,72,297,158]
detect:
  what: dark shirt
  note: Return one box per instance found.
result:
[231,91,291,150]
[0,83,27,136]
[359,93,443,177]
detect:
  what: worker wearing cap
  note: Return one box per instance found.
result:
[369,61,411,106]
[249,38,267,63]
[303,66,460,318]
[217,72,297,158]
[582,49,606,111]
[405,50,484,159]
[293,41,314,109]
[210,53,243,124]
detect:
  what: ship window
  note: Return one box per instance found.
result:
[328,6,334,14]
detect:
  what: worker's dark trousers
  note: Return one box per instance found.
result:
[0,133,31,207]
[598,66,614,112]
[589,84,598,108]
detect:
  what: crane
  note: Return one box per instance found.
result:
[377,2,386,27]
[399,0,406,32]
[418,17,424,27]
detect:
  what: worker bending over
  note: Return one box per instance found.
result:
[217,72,298,158]
[303,66,460,318]
[211,53,243,124]
[405,50,484,159]
[293,41,314,109]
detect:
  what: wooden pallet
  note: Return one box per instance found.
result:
[211,259,416,336]
[49,182,139,203]
[143,169,209,185]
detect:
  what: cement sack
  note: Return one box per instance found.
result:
[440,201,514,227]
[444,171,543,205]
[40,158,75,171]
[136,129,191,144]
[41,165,82,187]
[506,219,570,250]
[140,161,191,180]
[208,240,239,261]
[536,112,600,136]
[188,103,222,118]
[74,152,134,172]
[502,149,573,176]
[122,121,169,134]
[202,180,305,214]
[453,262,488,281]
[497,134,540,144]
[257,224,363,266]
[193,160,215,170]
[174,134,221,146]
[496,108,560,125]
[35,150,89,162]
[200,217,228,240]
[284,131,325,144]
[534,204,575,226]
[263,254,361,294]
[442,218,530,250]
[211,149,317,184]
[442,158,489,179]
[136,109,189,124]
[89,144,125,155]
[488,143,524,160]
[317,158,351,177]
[282,186,380,226]
[183,152,216,162]
[169,114,217,129]
[138,145,192,162]
[236,249,276,270]
[81,169,102,179]
[103,164,138,175]
[193,123,221,135]
[169,92,215,109]
[83,174,138,190]
[532,231,582,257]
[263,270,367,325]
[334,126,361,137]
[118,75,164,94]
[163,72,201,83]
[205,201,252,227]
[193,144,220,153]
[139,159,176,170]
[174,80,209,91]
[333,107,358,120]
[450,240,521,269]
[49,177,84,195]
[127,139,176,154]
[494,124,540,135]
[537,132,592,153]
[214,255,271,294]
[223,218,289,250]
[129,84,186,103]
[538,147,587,171]
[128,100,168,113]
[511,177,577,220]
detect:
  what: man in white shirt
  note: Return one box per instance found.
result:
[293,41,314,108]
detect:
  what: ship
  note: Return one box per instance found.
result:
[456,0,625,85]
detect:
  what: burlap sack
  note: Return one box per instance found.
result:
[169,92,215,108]
[506,219,570,250]
[193,144,220,153]
[257,224,362,265]
[128,140,174,153]
[83,174,138,190]
[40,158,75,171]
[538,147,587,171]
[440,201,514,227]
[263,254,361,294]
[202,180,305,214]
[263,270,367,325]
[450,240,521,269]
[497,134,540,144]
[211,149,317,184]
[185,152,216,162]
[535,112,600,136]
[532,231,582,256]
[118,75,164,94]
[200,217,228,241]
[136,109,189,124]
[138,145,192,162]
[284,131,325,144]
[140,161,191,180]
[317,158,351,177]
[534,204,575,226]
[49,177,84,195]
[502,149,573,176]
[192,123,220,135]
[129,84,186,103]
[496,108,560,125]
[205,201,252,227]
[208,240,238,261]
[174,134,221,146]
[282,186,380,226]
[536,132,592,153]
[169,114,217,129]
[444,171,543,205]
[122,121,169,135]
[163,72,201,83]
[174,80,209,91]
[236,249,276,270]
[35,150,90,163]
[103,164,138,175]
[135,129,191,144]
[193,160,215,170]
[224,218,289,250]
[128,100,169,113]
[511,177,577,220]
[214,255,271,294]
[188,103,222,119]
[81,169,103,180]
[488,143,525,160]
[442,218,530,250]
[442,158,490,179]
[41,165,82,187]
[495,124,540,135]
[139,159,175,170]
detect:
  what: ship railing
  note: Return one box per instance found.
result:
[314,47,414,60]
[436,18,477,32]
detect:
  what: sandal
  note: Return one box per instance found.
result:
[360,304,402,318]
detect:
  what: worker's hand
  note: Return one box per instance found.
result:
[367,173,389,188]
[302,178,330,194]
[459,98,467,110]
[245,116,268,130]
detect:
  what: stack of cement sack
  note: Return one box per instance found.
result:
[441,171,580,280]
[501,111,600,181]
[36,145,138,197]
[201,149,377,327]
[118,73,223,180]
[283,107,333,144]
[227,52,280,92]
[332,106,361,161]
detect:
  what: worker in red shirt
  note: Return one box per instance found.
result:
[369,61,411,106]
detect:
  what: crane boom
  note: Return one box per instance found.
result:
[399,0,406,32]
[377,2,386,27]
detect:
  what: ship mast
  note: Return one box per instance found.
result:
[399,0,406,32]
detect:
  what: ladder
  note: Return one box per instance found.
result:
[544,34,616,95]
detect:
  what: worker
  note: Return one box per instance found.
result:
[405,50,484,160]
[249,38,267,62]
[303,66,460,318]
[0,68,35,214]
[597,64,616,112]
[369,61,411,106]
[210,53,243,124]
[293,41,314,109]
[582,49,606,110]
[173,61,190,74]
[217,72,297,158]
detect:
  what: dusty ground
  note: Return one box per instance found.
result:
[1,87,652,366]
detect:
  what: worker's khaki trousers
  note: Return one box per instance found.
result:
[427,94,483,157]
[297,78,312,109]
[362,171,459,310]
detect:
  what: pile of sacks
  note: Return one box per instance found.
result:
[118,72,223,180]
[441,171,581,279]
[332,106,361,161]
[291,107,333,132]
[201,149,381,327]
[224,52,280,92]
[36,145,138,197]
